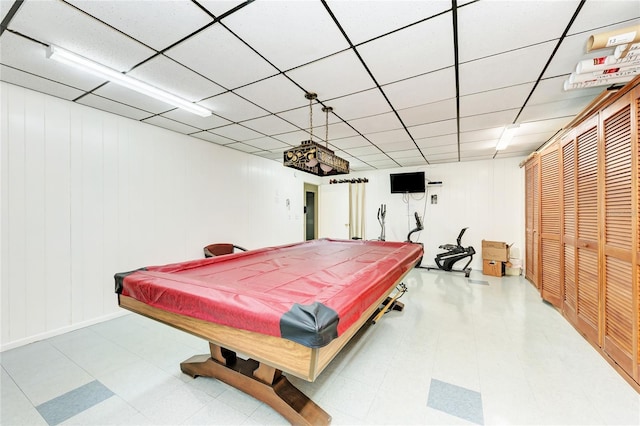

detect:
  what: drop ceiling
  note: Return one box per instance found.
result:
[1,0,638,170]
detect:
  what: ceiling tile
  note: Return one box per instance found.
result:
[191,130,236,145]
[345,145,382,156]
[327,0,450,45]
[128,55,225,103]
[459,109,520,132]
[459,41,556,95]
[328,135,371,150]
[0,64,84,101]
[0,31,106,91]
[165,24,278,90]
[459,127,503,144]
[358,152,391,162]
[408,119,457,139]
[276,103,340,130]
[242,115,299,135]
[518,94,597,122]
[569,2,640,35]
[387,149,424,160]
[67,0,213,51]
[528,76,604,106]
[326,122,359,140]
[243,137,289,151]
[518,117,570,133]
[198,1,246,18]
[422,143,458,156]
[397,157,430,167]
[76,93,152,121]
[273,130,312,145]
[460,83,534,117]
[209,124,263,141]
[226,142,261,153]
[325,88,391,120]
[1,0,13,21]
[365,129,412,145]
[285,49,375,100]
[542,32,613,78]
[397,98,457,127]
[93,82,173,114]
[199,92,269,123]
[142,116,200,135]
[366,159,400,169]
[350,112,403,135]
[234,75,307,113]
[416,134,458,150]
[458,0,578,63]
[357,12,454,85]
[222,0,349,71]
[9,0,154,71]
[382,67,456,110]
[161,109,232,131]
[375,140,419,152]
[424,153,460,163]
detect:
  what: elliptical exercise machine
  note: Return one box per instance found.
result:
[406,212,476,278]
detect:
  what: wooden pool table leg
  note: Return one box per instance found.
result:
[180,343,331,426]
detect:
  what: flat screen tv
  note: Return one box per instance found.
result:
[390,171,426,193]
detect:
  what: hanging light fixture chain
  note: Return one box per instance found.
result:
[305,92,317,142]
[322,106,333,148]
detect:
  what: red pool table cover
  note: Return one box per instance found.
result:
[115,239,423,348]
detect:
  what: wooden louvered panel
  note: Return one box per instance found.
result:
[541,238,561,306]
[604,256,633,372]
[577,247,599,341]
[541,149,560,235]
[563,141,576,238]
[604,105,632,250]
[525,159,539,286]
[605,256,633,352]
[577,126,599,241]
[564,244,576,315]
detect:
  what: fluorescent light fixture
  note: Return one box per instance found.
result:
[496,124,520,151]
[46,45,211,117]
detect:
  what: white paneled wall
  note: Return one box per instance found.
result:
[321,157,525,271]
[0,83,318,350]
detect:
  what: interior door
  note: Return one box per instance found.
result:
[562,135,578,324]
[601,96,634,375]
[575,117,600,344]
[318,184,350,239]
[540,145,562,307]
[525,158,540,287]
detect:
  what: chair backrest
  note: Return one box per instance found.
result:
[203,243,247,258]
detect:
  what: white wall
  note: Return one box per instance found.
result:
[0,82,320,350]
[320,157,526,272]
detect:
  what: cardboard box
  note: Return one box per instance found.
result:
[505,266,522,276]
[483,259,504,277]
[482,240,510,262]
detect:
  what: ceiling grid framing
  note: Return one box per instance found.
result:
[0,0,638,170]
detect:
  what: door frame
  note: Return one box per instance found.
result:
[304,183,318,240]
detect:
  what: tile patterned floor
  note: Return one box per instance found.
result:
[2,270,639,425]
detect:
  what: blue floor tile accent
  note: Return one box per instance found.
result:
[427,378,484,425]
[36,380,114,426]
[468,279,489,285]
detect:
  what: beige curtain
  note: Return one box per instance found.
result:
[349,182,366,239]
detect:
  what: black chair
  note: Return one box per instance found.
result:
[203,243,247,258]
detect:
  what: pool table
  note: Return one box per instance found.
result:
[115,238,423,425]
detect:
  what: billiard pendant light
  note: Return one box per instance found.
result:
[283,93,349,176]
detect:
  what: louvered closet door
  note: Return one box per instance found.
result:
[576,117,600,343]
[540,146,562,307]
[525,158,540,287]
[635,89,640,384]
[601,96,634,375]
[562,137,577,324]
